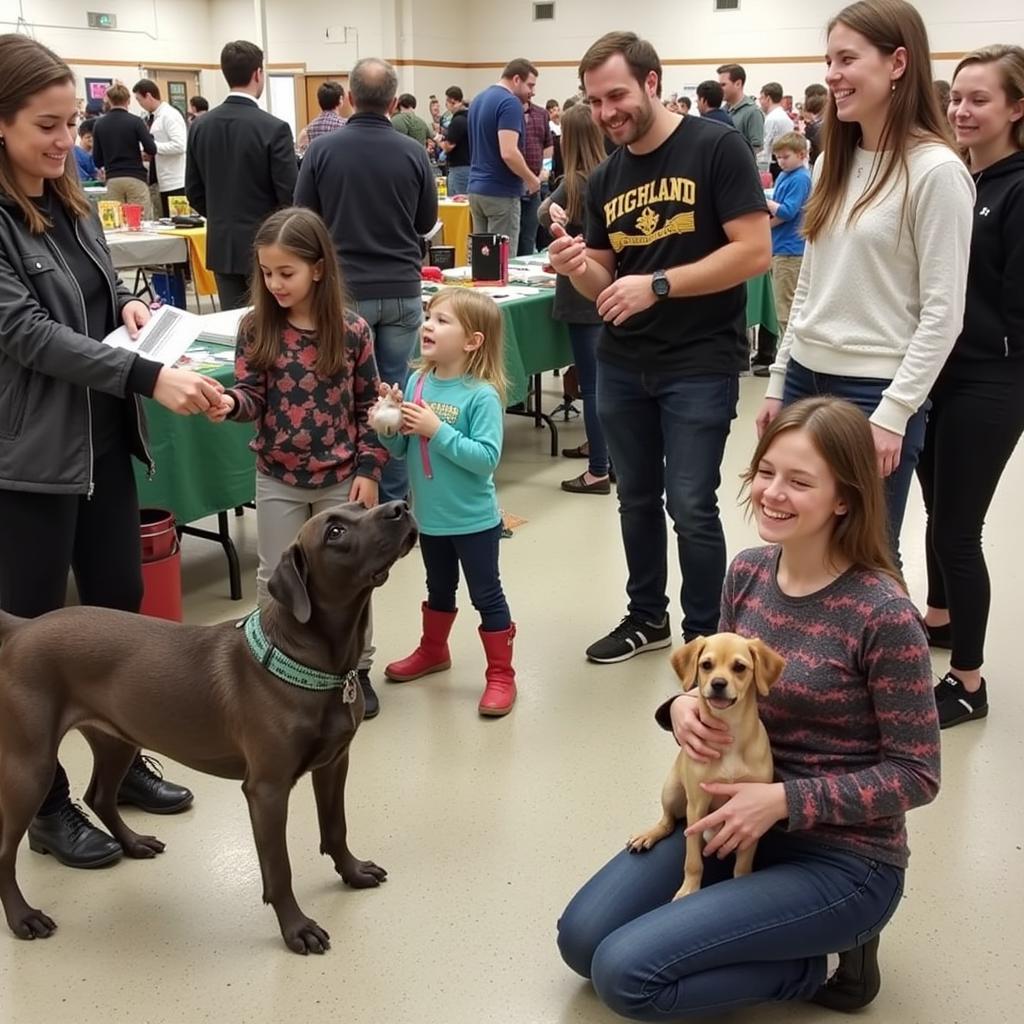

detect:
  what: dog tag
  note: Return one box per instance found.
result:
[342,674,358,704]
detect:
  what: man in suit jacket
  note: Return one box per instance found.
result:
[186,40,297,310]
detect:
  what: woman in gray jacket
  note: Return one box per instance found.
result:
[0,35,223,868]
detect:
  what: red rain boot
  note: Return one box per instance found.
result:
[385,603,457,682]
[478,623,517,717]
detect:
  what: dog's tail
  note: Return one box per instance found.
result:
[0,610,28,644]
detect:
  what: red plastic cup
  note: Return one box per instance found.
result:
[122,204,143,231]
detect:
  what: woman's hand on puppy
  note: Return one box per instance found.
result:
[686,782,788,859]
[669,694,733,763]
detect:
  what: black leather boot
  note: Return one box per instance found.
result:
[359,669,380,719]
[28,800,123,868]
[811,934,882,1011]
[117,754,194,814]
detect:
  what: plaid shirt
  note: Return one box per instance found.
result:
[521,103,552,175]
[305,110,347,143]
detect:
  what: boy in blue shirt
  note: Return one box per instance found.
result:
[74,118,99,181]
[757,132,812,377]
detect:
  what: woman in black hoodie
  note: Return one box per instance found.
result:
[917,44,1024,729]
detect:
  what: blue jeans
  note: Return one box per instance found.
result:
[597,362,738,637]
[446,165,470,197]
[518,191,542,255]
[419,524,510,631]
[568,323,609,477]
[557,826,904,1021]
[356,295,424,502]
[781,359,928,562]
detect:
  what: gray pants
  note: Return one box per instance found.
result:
[255,471,375,671]
[468,193,521,256]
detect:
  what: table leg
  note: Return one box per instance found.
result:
[506,373,559,456]
[179,510,243,600]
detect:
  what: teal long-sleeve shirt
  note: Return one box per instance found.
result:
[380,370,503,535]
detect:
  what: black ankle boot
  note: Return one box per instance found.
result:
[117,754,194,814]
[28,800,122,868]
[359,670,380,719]
[811,934,882,1011]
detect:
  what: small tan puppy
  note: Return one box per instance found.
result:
[627,633,785,900]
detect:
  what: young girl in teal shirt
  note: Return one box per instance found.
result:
[373,288,516,717]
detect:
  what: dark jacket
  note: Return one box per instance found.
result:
[0,192,151,493]
[91,108,157,183]
[294,112,438,300]
[538,180,601,325]
[702,108,735,128]
[942,150,1024,380]
[186,95,297,275]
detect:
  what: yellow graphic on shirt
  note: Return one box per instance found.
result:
[604,177,696,252]
[428,401,460,425]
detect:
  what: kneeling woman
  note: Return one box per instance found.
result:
[557,397,940,1019]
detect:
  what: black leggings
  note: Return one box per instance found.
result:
[0,446,143,814]
[917,373,1024,670]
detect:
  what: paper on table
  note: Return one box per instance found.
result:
[195,306,252,346]
[102,304,201,366]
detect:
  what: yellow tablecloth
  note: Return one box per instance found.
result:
[156,226,217,296]
[437,200,472,267]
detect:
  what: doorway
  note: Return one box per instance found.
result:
[143,67,202,118]
[300,74,351,132]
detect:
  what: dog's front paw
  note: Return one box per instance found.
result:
[338,857,388,888]
[281,916,331,955]
[121,833,165,858]
[8,906,57,940]
[626,826,669,853]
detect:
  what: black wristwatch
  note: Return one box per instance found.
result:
[651,269,670,300]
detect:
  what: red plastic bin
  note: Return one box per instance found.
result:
[139,509,182,622]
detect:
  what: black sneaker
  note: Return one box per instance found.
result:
[117,754,194,814]
[811,934,881,1011]
[586,615,671,663]
[924,621,952,649]
[934,672,988,729]
[359,669,380,719]
[28,800,123,869]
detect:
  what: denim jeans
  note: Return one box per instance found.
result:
[781,359,928,562]
[568,323,609,477]
[446,165,470,197]
[518,191,542,255]
[356,295,424,502]
[557,826,904,1021]
[419,524,510,631]
[597,362,738,637]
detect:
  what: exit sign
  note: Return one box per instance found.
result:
[87,12,117,29]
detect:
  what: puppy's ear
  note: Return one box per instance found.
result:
[268,543,312,624]
[670,638,706,692]
[748,638,785,697]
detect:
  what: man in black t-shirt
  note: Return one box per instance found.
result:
[441,86,471,196]
[549,31,770,662]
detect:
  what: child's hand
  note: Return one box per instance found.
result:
[205,392,235,423]
[350,476,379,508]
[401,400,441,439]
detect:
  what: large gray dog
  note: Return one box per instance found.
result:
[0,500,417,954]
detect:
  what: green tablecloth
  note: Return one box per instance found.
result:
[499,291,572,404]
[133,358,256,525]
[745,272,779,334]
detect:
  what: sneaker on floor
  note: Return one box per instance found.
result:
[586,614,671,663]
[934,672,987,729]
[359,669,380,719]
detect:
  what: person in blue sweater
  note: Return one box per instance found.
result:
[73,117,98,180]
[755,132,813,377]
[374,288,517,717]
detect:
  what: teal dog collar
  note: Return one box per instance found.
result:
[240,611,359,701]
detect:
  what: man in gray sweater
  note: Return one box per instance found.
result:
[718,63,765,157]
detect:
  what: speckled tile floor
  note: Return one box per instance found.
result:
[1,376,1020,1024]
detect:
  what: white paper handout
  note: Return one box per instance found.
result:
[102,304,202,366]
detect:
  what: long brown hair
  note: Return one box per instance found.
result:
[560,101,606,225]
[0,34,91,234]
[414,288,507,404]
[243,207,349,377]
[742,397,903,588]
[952,45,1024,157]
[803,0,954,242]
